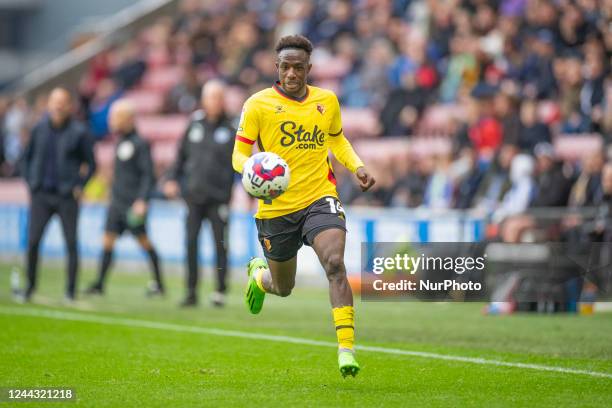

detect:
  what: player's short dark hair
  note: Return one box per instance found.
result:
[275,35,313,56]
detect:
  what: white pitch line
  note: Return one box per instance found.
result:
[1,306,611,380]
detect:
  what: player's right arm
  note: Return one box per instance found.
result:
[232,98,259,173]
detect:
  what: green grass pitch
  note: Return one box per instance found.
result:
[0,263,611,407]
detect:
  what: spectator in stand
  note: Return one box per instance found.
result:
[111,42,147,90]
[165,64,201,114]
[518,99,552,152]
[423,152,454,209]
[0,96,8,177]
[3,97,29,177]
[531,143,573,207]
[452,146,485,209]
[590,162,612,241]
[439,34,479,103]
[474,144,518,213]
[88,79,123,139]
[557,52,591,134]
[518,29,557,99]
[600,76,612,142]
[494,83,521,146]
[568,149,605,208]
[491,153,535,224]
[389,152,426,208]
[580,47,607,132]
[468,83,503,159]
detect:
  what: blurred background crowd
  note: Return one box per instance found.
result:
[0,0,611,240]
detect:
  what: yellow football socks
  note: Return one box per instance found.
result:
[332,306,355,350]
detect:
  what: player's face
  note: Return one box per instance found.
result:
[276,49,311,96]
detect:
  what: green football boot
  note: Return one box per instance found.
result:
[338,349,360,378]
[245,257,267,314]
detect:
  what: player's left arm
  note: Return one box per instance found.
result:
[328,95,375,192]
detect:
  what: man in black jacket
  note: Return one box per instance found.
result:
[20,87,96,302]
[164,80,235,307]
[87,100,164,295]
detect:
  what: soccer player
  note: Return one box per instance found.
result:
[86,100,164,296]
[232,35,375,377]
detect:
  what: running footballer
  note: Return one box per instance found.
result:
[232,35,375,377]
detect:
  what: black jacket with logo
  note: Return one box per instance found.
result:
[111,130,155,210]
[169,110,236,204]
[22,115,96,196]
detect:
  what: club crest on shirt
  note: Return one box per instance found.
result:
[275,105,285,114]
[316,103,325,115]
[117,140,135,161]
[189,123,205,143]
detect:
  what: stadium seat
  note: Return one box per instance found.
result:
[554,134,603,161]
[416,104,465,137]
[0,179,28,203]
[141,66,183,92]
[151,141,178,168]
[135,114,189,141]
[310,56,351,80]
[341,108,379,138]
[123,89,164,114]
[94,141,116,169]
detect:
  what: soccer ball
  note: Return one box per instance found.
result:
[241,152,290,200]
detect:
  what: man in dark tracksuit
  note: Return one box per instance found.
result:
[87,100,164,295]
[164,80,235,307]
[20,88,96,302]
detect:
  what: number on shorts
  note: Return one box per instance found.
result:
[325,197,344,214]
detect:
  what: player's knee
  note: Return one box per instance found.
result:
[324,253,345,279]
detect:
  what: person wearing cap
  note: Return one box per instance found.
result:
[86,99,165,296]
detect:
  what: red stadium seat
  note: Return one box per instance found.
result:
[341,108,379,138]
[554,134,603,161]
[141,66,183,92]
[123,90,164,114]
[310,56,351,80]
[0,179,29,204]
[152,141,178,168]
[416,104,466,137]
[135,115,189,142]
[94,141,116,169]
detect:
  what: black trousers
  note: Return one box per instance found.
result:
[186,201,228,295]
[26,191,79,297]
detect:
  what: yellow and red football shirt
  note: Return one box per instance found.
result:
[233,82,364,219]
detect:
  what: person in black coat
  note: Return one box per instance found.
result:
[87,100,164,295]
[19,88,96,302]
[164,80,235,307]
[531,143,573,207]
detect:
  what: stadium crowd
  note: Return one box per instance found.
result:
[0,0,611,238]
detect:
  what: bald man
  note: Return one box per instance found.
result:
[87,100,164,295]
[164,80,236,307]
[20,87,96,302]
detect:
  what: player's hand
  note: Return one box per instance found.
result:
[355,167,375,192]
[131,199,148,217]
[163,180,180,199]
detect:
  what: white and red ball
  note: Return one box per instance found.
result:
[241,152,290,200]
